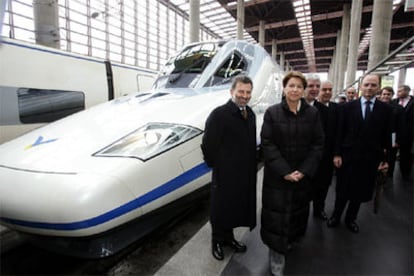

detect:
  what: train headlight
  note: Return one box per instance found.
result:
[94,123,202,161]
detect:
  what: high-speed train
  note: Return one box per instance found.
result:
[0,38,156,144]
[0,40,283,258]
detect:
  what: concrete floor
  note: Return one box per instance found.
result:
[155,165,413,276]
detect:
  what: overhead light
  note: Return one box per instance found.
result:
[385,60,411,65]
[396,52,414,58]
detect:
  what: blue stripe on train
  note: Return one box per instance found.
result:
[0,162,211,230]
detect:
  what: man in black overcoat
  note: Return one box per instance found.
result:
[201,75,257,261]
[304,75,336,220]
[313,80,338,220]
[328,74,392,233]
[392,85,414,181]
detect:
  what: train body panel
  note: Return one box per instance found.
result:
[0,40,283,257]
[0,38,156,144]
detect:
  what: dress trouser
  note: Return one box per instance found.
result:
[211,223,234,243]
[399,145,413,179]
[312,184,330,212]
[388,146,398,178]
[312,163,334,212]
[332,195,361,222]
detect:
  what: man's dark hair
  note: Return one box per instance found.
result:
[382,86,394,95]
[399,85,411,93]
[231,75,253,90]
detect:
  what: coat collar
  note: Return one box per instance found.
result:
[281,97,309,114]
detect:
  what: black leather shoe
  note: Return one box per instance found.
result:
[228,239,247,252]
[212,241,224,260]
[327,217,340,227]
[314,210,328,220]
[345,221,359,233]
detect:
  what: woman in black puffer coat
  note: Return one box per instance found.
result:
[260,71,324,276]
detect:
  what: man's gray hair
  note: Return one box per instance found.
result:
[306,73,320,82]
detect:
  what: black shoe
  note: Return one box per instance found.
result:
[313,210,328,220]
[212,241,224,260]
[227,239,247,253]
[327,217,340,227]
[345,221,359,233]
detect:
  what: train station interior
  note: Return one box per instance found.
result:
[1,0,413,275]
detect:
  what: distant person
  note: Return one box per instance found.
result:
[346,87,357,102]
[312,80,338,220]
[328,74,392,233]
[380,86,403,178]
[392,85,414,181]
[201,75,257,261]
[336,93,347,104]
[261,71,324,276]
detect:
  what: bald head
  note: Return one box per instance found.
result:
[346,87,356,102]
[318,81,333,105]
[360,74,380,100]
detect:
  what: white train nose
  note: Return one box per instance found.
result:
[0,167,138,237]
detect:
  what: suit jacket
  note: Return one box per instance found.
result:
[313,101,337,187]
[334,99,392,202]
[392,96,414,147]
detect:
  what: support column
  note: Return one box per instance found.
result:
[328,48,336,82]
[333,30,342,94]
[189,0,200,43]
[398,68,407,86]
[271,39,277,61]
[345,0,363,87]
[337,4,350,93]
[367,0,393,70]
[280,52,285,71]
[236,0,245,40]
[33,0,60,48]
[259,20,265,47]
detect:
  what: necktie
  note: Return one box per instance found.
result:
[399,98,405,107]
[241,108,248,120]
[364,101,372,120]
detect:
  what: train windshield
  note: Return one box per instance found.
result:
[153,42,222,89]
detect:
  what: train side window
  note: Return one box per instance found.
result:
[17,88,85,124]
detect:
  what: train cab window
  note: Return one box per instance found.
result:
[204,51,247,87]
[18,88,85,124]
[153,43,219,89]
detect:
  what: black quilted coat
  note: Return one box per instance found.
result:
[260,98,324,254]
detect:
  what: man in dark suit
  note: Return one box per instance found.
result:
[392,85,413,181]
[327,74,392,233]
[304,75,332,220]
[312,80,338,220]
[201,75,257,260]
[379,87,404,179]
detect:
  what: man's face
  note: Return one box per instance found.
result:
[397,87,409,99]
[346,88,356,101]
[305,79,320,102]
[361,75,380,100]
[380,89,393,103]
[230,81,252,107]
[319,82,333,104]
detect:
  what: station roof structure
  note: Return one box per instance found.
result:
[170,0,414,74]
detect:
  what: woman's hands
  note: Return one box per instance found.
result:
[284,170,304,182]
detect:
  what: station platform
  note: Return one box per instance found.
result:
[155,167,413,275]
